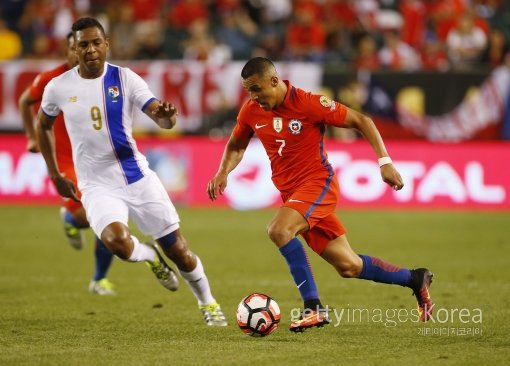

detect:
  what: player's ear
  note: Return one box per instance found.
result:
[270,75,278,87]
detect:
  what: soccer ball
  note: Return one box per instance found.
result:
[236,293,281,337]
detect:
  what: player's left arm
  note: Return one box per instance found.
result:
[36,111,80,201]
[143,99,178,129]
[341,108,404,190]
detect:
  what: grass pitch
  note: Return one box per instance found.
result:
[0,206,509,365]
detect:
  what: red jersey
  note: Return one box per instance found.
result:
[233,81,347,194]
[28,63,73,169]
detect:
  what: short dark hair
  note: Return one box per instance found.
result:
[71,17,106,37]
[241,57,276,79]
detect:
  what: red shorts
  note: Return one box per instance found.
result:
[59,163,84,213]
[282,175,346,254]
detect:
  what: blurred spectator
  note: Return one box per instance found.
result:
[215,7,258,60]
[284,6,326,61]
[446,13,487,70]
[167,0,208,30]
[183,18,232,65]
[399,0,427,50]
[427,0,468,41]
[0,18,22,60]
[480,27,509,68]
[0,0,28,31]
[109,3,139,60]
[420,33,450,71]
[354,34,380,70]
[378,30,422,71]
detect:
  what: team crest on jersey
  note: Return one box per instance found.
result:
[288,119,302,134]
[273,117,283,133]
[108,86,120,100]
[319,95,332,108]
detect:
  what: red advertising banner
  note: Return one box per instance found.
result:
[1,135,509,210]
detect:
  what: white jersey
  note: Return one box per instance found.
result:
[41,63,155,191]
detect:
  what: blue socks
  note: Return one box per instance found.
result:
[94,236,114,281]
[279,238,319,303]
[64,210,79,227]
[358,254,411,286]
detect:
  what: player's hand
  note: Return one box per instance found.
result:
[151,101,178,129]
[207,173,228,201]
[380,164,404,191]
[51,175,80,202]
[26,138,40,153]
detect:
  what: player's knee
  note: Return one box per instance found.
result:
[161,235,195,271]
[267,222,293,247]
[337,260,363,278]
[101,229,131,259]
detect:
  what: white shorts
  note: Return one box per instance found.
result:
[81,170,180,239]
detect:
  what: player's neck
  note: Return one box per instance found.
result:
[78,64,105,79]
[274,81,288,109]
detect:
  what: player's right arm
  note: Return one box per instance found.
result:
[36,110,79,202]
[18,88,40,153]
[207,132,252,201]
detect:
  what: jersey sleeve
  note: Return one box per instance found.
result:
[303,91,347,128]
[28,72,52,102]
[40,79,61,117]
[123,67,156,111]
[231,102,254,139]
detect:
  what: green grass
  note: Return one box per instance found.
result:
[0,206,509,365]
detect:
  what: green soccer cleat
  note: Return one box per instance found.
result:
[199,302,228,326]
[89,278,116,295]
[59,207,84,250]
[145,241,179,292]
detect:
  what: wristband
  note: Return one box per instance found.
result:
[378,156,392,167]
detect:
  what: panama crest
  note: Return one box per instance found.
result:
[108,86,120,100]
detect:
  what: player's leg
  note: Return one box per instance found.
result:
[82,186,177,291]
[157,229,227,326]
[131,171,226,325]
[267,206,324,312]
[60,201,88,250]
[88,236,116,295]
[64,199,116,295]
[320,234,434,321]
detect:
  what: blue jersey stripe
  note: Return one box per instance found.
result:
[304,127,334,218]
[103,65,144,185]
[304,175,333,219]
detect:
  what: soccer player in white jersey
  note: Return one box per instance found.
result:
[36,17,227,326]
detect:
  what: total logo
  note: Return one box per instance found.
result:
[223,141,507,210]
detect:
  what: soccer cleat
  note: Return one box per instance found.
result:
[89,278,116,295]
[145,241,179,292]
[199,302,228,326]
[410,268,434,321]
[60,207,84,250]
[289,309,330,333]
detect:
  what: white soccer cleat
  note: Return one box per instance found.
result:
[89,278,116,295]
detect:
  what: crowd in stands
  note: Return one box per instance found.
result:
[1,0,510,71]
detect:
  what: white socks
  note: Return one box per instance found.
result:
[127,236,156,262]
[180,256,215,306]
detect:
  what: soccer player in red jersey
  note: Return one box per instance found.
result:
[18,32,116,295]
[208,57,434,331]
